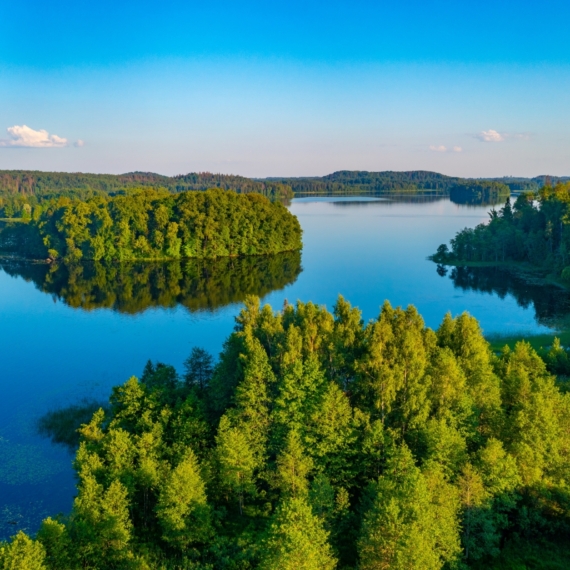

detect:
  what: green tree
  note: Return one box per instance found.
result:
[156,449,211,549]
[275,430,313,497]
[358,445,460,570]
[183,347,214,391]
[260,496,337,570]
[215,415,257,514]
[0,532,47,570]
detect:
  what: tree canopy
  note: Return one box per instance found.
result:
[7,296,570,569]
[433,182,570,282]
[0,189,302,262]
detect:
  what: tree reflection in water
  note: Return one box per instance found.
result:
[443,265,570,329]
[0,251,302,314]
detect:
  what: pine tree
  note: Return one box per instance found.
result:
[260,496,337,570]
[156,449,211,548]
[275,430,313,497]
[215,415,257,514]
[183,347,214,391]
[358,444,460,570]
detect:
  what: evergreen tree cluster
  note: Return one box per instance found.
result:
[432,182,570,280]
[4,296,570,569]
[0,189,302,262]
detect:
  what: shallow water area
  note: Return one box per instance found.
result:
[0,194,568,538]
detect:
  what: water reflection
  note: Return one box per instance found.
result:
[444,265,570,329]
[0,252,302,314]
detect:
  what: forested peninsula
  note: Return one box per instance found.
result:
[0,189,302,262]
[432,182,570,282]
[3,297,570,569]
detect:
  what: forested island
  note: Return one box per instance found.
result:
[0,189,302,262]
[2,296,569,568]
[0,253,302,314]
[432,181,570,282]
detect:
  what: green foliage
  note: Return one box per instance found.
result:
[5,296,570,568]
[433,183,570,280]
[0,531,47,570]
[37,399,109,450]
[273,170,463,195]
[259,496,337,570]
[1,188,302,262]
[0,170,294,219]
[156,449,212,549]
[358,445,460,570]
[184,348,214,391]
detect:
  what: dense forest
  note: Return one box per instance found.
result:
[266,171,568,197]
[268,170,462,195]
[432,182,570,281]
[2,296,569,568]
[2,170,569,219]
[0,253,301,314]
[0,171,293,218]
[0,189,302,262]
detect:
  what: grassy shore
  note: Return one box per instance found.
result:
[486,330,570,352]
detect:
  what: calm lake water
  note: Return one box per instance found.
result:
[1,195,569,538]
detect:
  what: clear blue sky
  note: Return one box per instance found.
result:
[1,0,569,177]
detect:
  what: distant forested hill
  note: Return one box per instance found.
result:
[266,170,462,195]
[264,170,570,196]
[0,170,293,217]
[1,169,569,219]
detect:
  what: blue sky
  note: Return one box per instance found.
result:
[1,1,569,177]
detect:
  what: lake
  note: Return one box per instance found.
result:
[1,195,568,538]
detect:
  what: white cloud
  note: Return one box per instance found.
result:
[0,125,68,148]
[429,145,462,153]
[74,139,85,148]
[476,129,505,142]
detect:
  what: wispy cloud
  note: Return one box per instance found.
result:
[475,129,532,143]
[0,125,68,148]
[74,139,85,148]
[476,129,504,142]
[429,145,462,153]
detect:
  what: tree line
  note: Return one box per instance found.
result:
[3,169,568,219]
[432,182,570,281]
[0,171,293,218]
[0,189,302,262]
[2,296,570,569]
[268,171,563,197]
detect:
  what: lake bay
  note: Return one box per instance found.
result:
[0,195,568,538]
